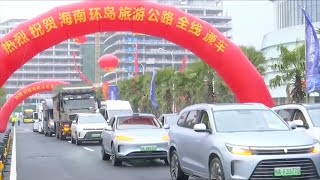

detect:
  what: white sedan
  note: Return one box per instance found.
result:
[71,113,108,145]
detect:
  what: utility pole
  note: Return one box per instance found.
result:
[94,32,101,83]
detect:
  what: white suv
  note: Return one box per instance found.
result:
[272,104,320,141]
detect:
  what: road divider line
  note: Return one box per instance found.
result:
[83,147,95,152]
[123,162,133,167]
[68,141,71,144]
[10,126,17,180]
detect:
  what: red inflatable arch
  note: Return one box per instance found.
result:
[0,80,69,132]
[0,2,274,109]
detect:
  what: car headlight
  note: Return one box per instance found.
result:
[226,144,252,155]
[116,135,134,141]
[310,142,320,153]
[161,135,169,141]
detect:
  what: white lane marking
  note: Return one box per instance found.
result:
[68,141,71,144]
[83,147,95,152]
[10,126,17,180]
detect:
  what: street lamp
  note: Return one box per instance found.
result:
[102,72,118,85]
[138,62,145,75]
[157,48,174,68]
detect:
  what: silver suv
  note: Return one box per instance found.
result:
[168,103,320,180]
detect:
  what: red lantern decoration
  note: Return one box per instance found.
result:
[98,54,119,72]
[74,35,87,44]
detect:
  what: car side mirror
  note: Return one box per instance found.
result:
[194,123,211,133]
[72,120,76,124]
[104,125,113,131]
[287,121,297,130]
[163,124,170,129]
[293,120,308,128]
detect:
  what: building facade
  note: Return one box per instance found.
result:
[0,19,84,105]
[101,0,232,83]
[262,0,320,105]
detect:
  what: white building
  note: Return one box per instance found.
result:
[261,0,320,105]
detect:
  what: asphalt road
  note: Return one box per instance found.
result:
[15,123,196,180]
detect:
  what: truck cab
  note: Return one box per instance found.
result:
[272,104,320,141]
[52,85,99,140]
[99,100,133,122]
[41,99,55,137]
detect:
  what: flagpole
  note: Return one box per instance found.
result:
[304,5,309,103]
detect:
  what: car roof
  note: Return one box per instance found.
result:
[76,113,101,116]
[272,103,320,110]
[115,113,155,118]
[180,103,268,113]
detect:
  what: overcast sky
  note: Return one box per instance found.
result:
[0,0,274,49]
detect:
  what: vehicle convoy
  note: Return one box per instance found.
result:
[272,103,320,141]
[101,113,169,166]
[52,85,99,140]
[71,113,108,145]
[41,99,55,136]
[23,109,34,123]
[99,100,133,121]
[168,103,320,180]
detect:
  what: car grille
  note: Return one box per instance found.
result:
[251,147,312,155]
[126,151,167,157]
[83,128,103,130]
[249,158,319,180]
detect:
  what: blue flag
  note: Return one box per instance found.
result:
[301,7,320,93]
[108,85,118,100]
[150,69,158,109]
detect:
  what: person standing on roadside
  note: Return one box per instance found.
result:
[18,114,21,126]
[11,115,16,127]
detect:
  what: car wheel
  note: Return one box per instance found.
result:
[101,143,110,160]
[170,150,188,180]
[71,136,75,144]
[111,144,122,166]
[209,157,225,180]
[75,135,82,145]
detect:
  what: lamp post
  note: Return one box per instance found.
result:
[158,48,174,68]
[103,72,118,85]
[156,48,175,112]
[138,62,145,75]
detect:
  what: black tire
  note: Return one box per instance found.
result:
[71,136,75,144]
[170,150,188,180]
[209,157,225,180]
[49,132,53,137]
[111,144,122,166]
[75,135,82,145]
[101,143,110,160]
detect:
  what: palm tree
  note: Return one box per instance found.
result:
[214,45,267,102]
[269,43,306,103]
[0,87,6,107]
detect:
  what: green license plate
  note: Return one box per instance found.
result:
[91,134,101,138]
[274,167,301,176]
[140,145,157,151]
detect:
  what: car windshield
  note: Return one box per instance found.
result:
[108,110,133,118]
[307,108,320,127]
[213,109,290,132]
[117,116,161,129]
[64,99,95,110]
[165,114,179,125]
[78,114,106,124]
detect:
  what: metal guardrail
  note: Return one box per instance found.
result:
[0,129,12,180]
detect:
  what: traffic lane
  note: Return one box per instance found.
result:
[16,123,176,180]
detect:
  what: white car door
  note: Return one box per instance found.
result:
[103,117,116,154]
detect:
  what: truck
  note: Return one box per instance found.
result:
[41,99,55,137]
[52,85,99,140]
[99,100,133,122]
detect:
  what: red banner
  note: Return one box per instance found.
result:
[102,81,109,100]
[180,55,187,73]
